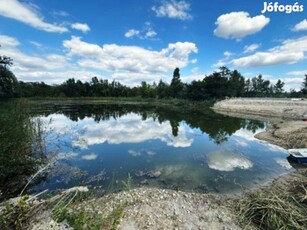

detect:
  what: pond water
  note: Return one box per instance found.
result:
[30,103,293,195]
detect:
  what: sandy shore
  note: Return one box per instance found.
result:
[213,98,307,149]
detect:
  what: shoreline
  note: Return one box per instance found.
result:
[213,98,307,149]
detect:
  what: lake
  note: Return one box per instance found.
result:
[29,102,293,195]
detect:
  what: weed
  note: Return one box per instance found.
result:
[0,196,30,229]
[122,173,133,191]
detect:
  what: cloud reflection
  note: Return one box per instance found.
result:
[41,113,193,149]
[207,151,253,172]
[82,153,98,160]
[72,114,193,148]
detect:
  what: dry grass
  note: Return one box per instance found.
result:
[231,173,307,230]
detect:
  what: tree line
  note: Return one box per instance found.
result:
[1,54,307,99]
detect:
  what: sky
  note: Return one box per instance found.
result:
[0,0,306,91]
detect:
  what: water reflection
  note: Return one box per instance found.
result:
[30,103,291,194]
[207,151,253,172]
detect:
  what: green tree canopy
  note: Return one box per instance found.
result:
[170,67,184,98]
[302,74,307,96]
[0,56,18,98]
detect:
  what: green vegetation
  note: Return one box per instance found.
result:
[0,99,46,200]
[15,66,306,99]
[122,173,133,191]
[0,195,30,230]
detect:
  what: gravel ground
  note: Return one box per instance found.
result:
[28,188,242,230]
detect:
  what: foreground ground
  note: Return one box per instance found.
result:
[2,98,307,229]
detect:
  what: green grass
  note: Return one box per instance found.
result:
[0,99,46,200]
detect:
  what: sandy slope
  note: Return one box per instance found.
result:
[213,98,307,149]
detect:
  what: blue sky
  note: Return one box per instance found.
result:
[0,0,306,90]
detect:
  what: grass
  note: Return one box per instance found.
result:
[0,99,47,200]
[0,196,30,230]
[53,196,127,230]
[230,172,307,230]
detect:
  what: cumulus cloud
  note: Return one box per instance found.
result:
[292,19,307,32]
[0,0,67,33]
[244,44,261,53]
[1,34,197,86]
[232,36,307,67]
[207,151,253,172]
[152,0,192,20]
[214,12,269,40]
[63,36,197,74]
[71,23,90,33]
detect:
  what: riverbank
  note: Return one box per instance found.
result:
[213,98,307,149]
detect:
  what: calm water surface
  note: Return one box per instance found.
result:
[31,104,293,194]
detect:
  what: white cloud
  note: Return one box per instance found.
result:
[292,19,307,32]
[224,51,233,57]
[283,76,305,91]
[232,36,307,67]
[63,36,103,57]
[0,35,20,47]
[125,23,157,39]
[145,29,157,38]
[125,29,140,38]
[214,12,269,40]
[0,0,67,33]
[1,34,197,86]
[244,44,261,53]
[0,35,103,84]
[71,23,90,33]
[63,36,197,75]
[152,0,192,20]
[207,151,253,172]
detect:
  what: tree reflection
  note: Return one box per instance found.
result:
[31,103,265,144]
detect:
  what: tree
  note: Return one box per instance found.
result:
[273,79,284,97]
[229,70,245,97]
[0,53,18,98]
[302,75,307,96]
[203,72,228,98]
[250,75,272,97]
[170,67,184,98]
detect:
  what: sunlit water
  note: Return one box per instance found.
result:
[30,104,293,195]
